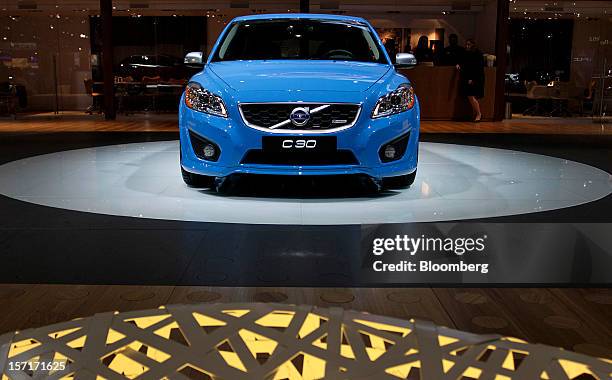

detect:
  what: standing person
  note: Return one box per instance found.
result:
[0,62,9,88]
[384,39,397,64]
[442,33,465,66]
[431,40,444,66]
[457,38,484,122]
[413,36,433,63]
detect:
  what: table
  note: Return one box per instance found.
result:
[92,81,186,114]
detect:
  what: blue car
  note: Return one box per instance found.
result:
[179,13,420,190]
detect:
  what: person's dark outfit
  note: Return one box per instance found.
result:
[413,47,433,63]
[441,45,465,66]
[384,40,397,64]
[431,41,444,66]
[459,49,485,98]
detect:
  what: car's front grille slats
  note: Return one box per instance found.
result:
[239,103,360,132]
[240,150,359,166]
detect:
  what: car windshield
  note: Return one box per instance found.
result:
[212,19,387,64]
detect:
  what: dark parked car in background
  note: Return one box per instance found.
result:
[117,54,198,82]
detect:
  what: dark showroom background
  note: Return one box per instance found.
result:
[0,0,610,121]
[0,0,611,376]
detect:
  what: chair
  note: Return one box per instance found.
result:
[0,82,17,118]
[523,81,550,116]
[580,84,596,116]
[84,79,103,114]
[549,81,571,117]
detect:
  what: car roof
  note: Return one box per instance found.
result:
[231,13,369,25]
[126,54,176,59]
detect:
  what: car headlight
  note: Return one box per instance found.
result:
[371,84,415,119]
[184,82,227,117]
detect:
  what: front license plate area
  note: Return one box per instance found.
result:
[262,136,337,153]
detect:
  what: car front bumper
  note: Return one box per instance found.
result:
[179,100,420,180]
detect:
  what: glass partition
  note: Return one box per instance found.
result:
[1,11,91,113]
[507,4,612,123]
[89,15,206,114]
[2,0,505,120]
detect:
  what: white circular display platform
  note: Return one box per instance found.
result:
[0,141,609,225]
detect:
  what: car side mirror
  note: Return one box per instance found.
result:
[184,51,204,65]
[395,53,417,69]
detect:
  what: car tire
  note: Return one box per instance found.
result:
[382,170,417,189]
[181,167,215,188]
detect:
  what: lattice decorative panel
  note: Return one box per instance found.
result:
[0,303,610,379]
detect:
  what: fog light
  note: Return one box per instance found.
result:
[378,132,411,163]
[203,144,216,159]
[189,130,221,162]
[384,145,396,159]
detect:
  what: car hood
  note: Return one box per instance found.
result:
[207,60,391,93]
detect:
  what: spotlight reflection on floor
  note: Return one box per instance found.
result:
[0,141,609,225]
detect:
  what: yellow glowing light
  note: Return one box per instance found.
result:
[217,340,247,372]
[462,366,483,378]
[105,352,149,379]
[48,327,81,339]
[255,310,295,328]
[340,330,356,359]
[1,303,609,380]
[297,313,327,339]
[8,339,41,358]
[354,318,411,337]
[105,328,126,345]
[385,360,421,378]
[503,336,528,343]
[66,335,87,349]
[442,359,455,373]
[362,331,391,361]
[222,309,250,317]
[495,375,512,380]
[273,352,326,380]
[558,359,598,378]
[124,314,169,329]
[239,329,278,360]
[502,348,529,371]
[438,335,460,346]
[193,312,227,328]
[405,348,419,356]
[312,334,328,350]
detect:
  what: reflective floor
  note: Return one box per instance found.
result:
[0,140,609,225]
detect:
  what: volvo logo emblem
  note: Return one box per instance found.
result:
[289,107,310,127]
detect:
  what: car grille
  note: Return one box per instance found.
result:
[241,150,359,166]
[239,103,360,131]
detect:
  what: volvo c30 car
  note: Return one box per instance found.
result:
[179,13,419,190]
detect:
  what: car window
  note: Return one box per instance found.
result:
[156,55,178,66]
[141,55,154,65]
[213,19,387,64]
[123,56,143,65]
